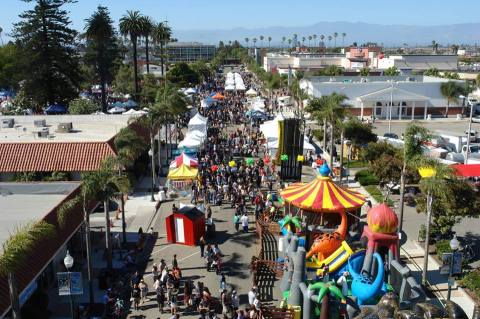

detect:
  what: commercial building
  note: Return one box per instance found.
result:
[166,42,216,63]
[373,54,459,72]
[0,182,84,317]
[300,75,464,119]
[0,114,139,181]
[263,53,345,74]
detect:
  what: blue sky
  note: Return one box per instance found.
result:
[1,0,480,40]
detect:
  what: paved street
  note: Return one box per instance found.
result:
[372,118,480,137]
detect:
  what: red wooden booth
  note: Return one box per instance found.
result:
[166,206,205,246]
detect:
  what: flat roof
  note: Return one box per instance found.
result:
[0,182,80,253]
[0,114,135,143]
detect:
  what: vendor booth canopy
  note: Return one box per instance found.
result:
[246,88,258,96]
[452,164,480,177]
[185,87,197,95]
[168,164,198,180]
[170,152,198,169]
[178,133,204,148]
[225,84,236,91]
[281,164,365,212]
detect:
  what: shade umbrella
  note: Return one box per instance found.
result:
[212,92,225,100]
[281,164,365,213]
[170,152,199,169]
[168,164,198,181]
[185,87,197,95]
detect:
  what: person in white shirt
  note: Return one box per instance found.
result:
[240,213,249,233]
[336,271,350,296]
[248,286,257,306]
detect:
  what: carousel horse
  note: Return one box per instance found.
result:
[306,211,348,262]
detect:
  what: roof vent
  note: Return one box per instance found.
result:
[1,118,14,128]
[34,119,46,127]
[35,128,49,138]
[57,122,73,133]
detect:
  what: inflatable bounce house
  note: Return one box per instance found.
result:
[273,164,457,319]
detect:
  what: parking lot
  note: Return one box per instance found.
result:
[372,119,480,137]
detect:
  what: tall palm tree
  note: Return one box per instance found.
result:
[333,32,338,47]
[252,37,257,48]
[293,33,298,47]
[301,36,306,46]
[0,221,55,319]
[287,38,292,48]
[139,16,154,74]
[267,36,272,48]
[320,34,325,45]
[259,35,264,48]
[342,32,346,46]
[440,81,460,118]
[432,40,438,54]
[152,21,172,77]
[313,34,317,47]
[281,36,286,48]
[308,35,312,47]
[119,10,144,100]
[327,35,333,50]
[84,6,118,113]
[0,26,3,45]
[83,158,130,270]
[244,37,249,48]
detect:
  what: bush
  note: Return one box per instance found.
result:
[68,98,99,114]
[435,240,452,257]
[460,270,480,298]
[355,169,379,186]
[364,185,394,206]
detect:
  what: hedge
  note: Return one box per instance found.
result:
[355,169,379,186]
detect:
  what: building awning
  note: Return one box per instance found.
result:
[356,86,429,102]
[452,164,480,177]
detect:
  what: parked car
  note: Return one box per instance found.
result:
[383,132,399,139]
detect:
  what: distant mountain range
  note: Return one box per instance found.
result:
[173,21,480,47]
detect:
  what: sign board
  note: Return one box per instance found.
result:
[58,272,83,296]
[439,252,462,275]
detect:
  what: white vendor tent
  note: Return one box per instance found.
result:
[246,88,257,96]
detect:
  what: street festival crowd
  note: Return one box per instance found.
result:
[99,68,320,319]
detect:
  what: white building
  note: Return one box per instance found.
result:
[263,53,346,75]
[300,75,464,119]
[373,54,458,72]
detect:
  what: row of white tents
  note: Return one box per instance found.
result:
[260,114,316,157]
[178,112,208,148]
[225,72,246,91]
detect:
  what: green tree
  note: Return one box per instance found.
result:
[424,68,440,77]
[0,43,21,90]
[13,0,81,109]
[152,22,171,77]
[359,67,370,76]
[191,60,212,83]
[370,153,402,189]
[141,73,159,104]
[139,16,154,74]
[84,6,119,112]
[167,62,199,86]
[443,71,460,80]
[68,98,99,114]
[384,66,400,76]
[343,118,377,146]
[113,64,135,95]
[119,10,144,100]
[0,221,55,319]
[361,141,398,163]
[440,81,460,117]
[333,32,338,47]
[82,157,130,269]
[476,73,480,87]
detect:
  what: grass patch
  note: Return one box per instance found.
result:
[364,185,394,206]
[460,270,480,300]
[354,169,379,186]
[345,160,368,169]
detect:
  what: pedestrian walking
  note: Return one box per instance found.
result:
[199,236,206,257]
[131,284,141,311]
[139,278,149,304]
[240,212,249,233]
[172,254,178,268]
[233,213,240,232]
[155,280,165,313]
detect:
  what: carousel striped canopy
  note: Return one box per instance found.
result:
[280,175,366,213]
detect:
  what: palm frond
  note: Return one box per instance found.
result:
[57,196,81,229]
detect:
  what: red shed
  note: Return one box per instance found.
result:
[165,206,205,246]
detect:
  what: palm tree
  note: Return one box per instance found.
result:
[84,6,117,113]
[342,32,346,46]
[440,81,460,118]
[267,36,272,48]
[252,37,257,48]
[119,10,144,100]
[139,16,154,74]
[0,221,55,319]
[152,21,172,77]
[259,35,264,48]
[306,93,349,170]
[432,40,438,54]
[313,34,317,47]
[301,36,306,46]
[320,34,325,45]
[293,33,298,47]
[281,36,286,48]
[114,127,146,243]
[244,37,249,48]
[333,32,338,48]
[0,26,4,45]
[287,38,292,48]
[327,35,333,50]
[83,158,130,270]
[308,35,312,47]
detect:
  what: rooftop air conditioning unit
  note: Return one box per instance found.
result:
[1,118,14,128]
[34,119,46,127]
[57,122,73,133]
[36,128,49,138]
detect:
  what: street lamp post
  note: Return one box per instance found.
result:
[462,95,474,164]
[148,149,155,202]
[447,235,460,301]
[63,250,75,319]
[418,167,436,286]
